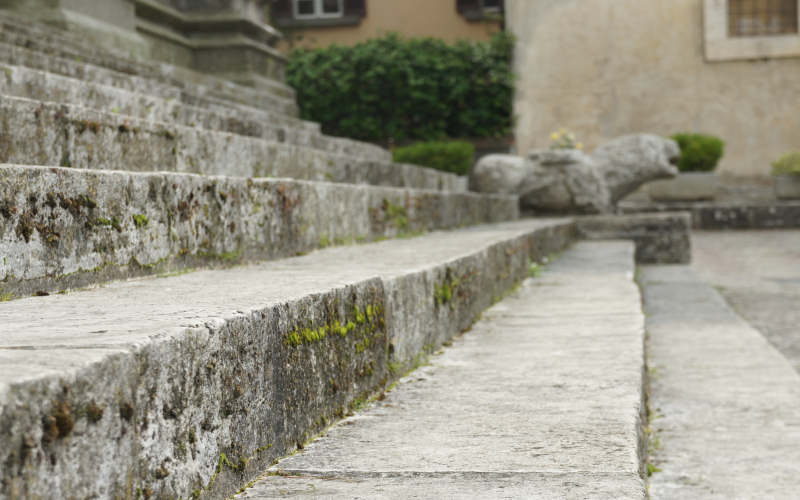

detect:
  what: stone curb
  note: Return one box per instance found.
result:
[0,219,575,499]
[0,165,514,299]
[575,212,692,264]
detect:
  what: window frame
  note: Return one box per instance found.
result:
[292,0,344,20]
[704,0,800,61]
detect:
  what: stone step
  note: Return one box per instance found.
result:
[0,164,510,299]
[236,240,647,499]
[640,265,800,498]
[0,11,299,114]
[0,35,300,134]
[0,218,576,499]
[0,96,454,190]
[0,62,389,163]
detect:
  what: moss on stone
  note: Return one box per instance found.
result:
[85,401,105,423]
[132,214,149,228]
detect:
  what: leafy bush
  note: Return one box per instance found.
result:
[286,32,513,144]
[392,141,475,175]
[670,133,725,172]
[772,152,800,176]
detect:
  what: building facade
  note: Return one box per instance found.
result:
[508,0,800,177]
[269,0,504,51]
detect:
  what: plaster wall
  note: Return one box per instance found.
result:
[278,0,501,51]
[508,0,800,177]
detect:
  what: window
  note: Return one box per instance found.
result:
[728,0,798,37]
[483,0,502,12]
[704,0,800,61]
[293,0,343,19]
[271,0,365,29]
[457,0,505,21]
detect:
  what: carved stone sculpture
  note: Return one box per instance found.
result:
[470,134,680,214]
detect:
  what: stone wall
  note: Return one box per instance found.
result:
[507,0,800,178]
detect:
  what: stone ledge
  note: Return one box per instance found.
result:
[0,219,575,499]
[620,202,800,230]
[575,212,691,264]
[0,165,515,299]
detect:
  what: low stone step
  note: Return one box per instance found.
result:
[237,240,647,499]
[0,96,453,190]
[0,11,299,114]
[0,218,575,499]
[0,62,388,163]
[641,265,800,498]
[0,164,510,299]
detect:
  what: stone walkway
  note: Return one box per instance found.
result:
[641,262,800,499]
[690,230,800,373]
[238,241,647,499]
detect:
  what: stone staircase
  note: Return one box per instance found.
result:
[0,9,690,500]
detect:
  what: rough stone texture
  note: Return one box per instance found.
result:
[0,9,298,114]
[576,212,691,264]
[640,265,800,499]
[0,96,460,191]
[620,201,800,229]
[0,165,512,298]
[506,0,800,178]
[0,53,388,166]
[0,61,391,163]
[690,230,800,374]
[239,241,646,499]
[470,134,679,214]
[0,218,575,499]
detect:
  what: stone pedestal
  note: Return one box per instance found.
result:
[774,174,800,200]
[647,172,718,201]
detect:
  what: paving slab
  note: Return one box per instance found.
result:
[640,265,800,499]
[690,230,800,373]
[238,241,647,499]
[0,218,575,499]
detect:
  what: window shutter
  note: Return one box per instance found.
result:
[456,0,481,14]
[343,0,367,17]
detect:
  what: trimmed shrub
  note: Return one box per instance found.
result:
[392,141,475,175]
[670,133,725,172]
[772,152,800,176]
[286,32,514,145]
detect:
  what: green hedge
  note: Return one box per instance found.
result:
[286,32,513,144]
[772,152,800,176]
[670,133,725,172]
[392,141,475,175]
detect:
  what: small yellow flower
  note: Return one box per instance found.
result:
[576,142,583,150]
[550,132,560,140]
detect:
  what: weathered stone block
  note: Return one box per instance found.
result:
[575,212,691,264]
[0,165,516,299]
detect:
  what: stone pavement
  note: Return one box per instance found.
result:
[238,241,647,499]
[641,262,800,499]
[690,230,800,373]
